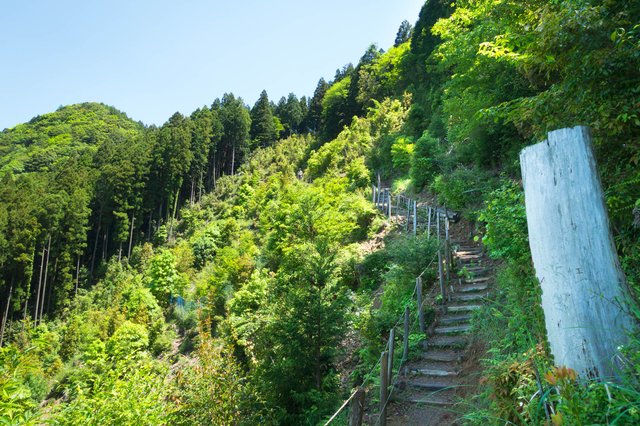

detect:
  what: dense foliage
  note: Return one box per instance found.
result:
[1,0,639,423]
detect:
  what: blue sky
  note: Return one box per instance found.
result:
[0,0,425,129]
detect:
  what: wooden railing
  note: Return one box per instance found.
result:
[325,186,454,425]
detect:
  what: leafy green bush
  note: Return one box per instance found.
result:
[170,332,263,425]
[146,249,186,306]
[410,131,440,189]
[390,135,414,172]
[478,180,529,262]
[0,346,42,425]
[432,166,495,213]
[106,321,149,361]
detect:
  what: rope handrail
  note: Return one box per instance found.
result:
[323,388,360,426]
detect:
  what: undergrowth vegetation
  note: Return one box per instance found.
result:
[2,0,640,424]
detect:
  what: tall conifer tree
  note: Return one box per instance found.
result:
[250,90,277,148]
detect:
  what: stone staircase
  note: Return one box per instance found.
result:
[387,242,493,425]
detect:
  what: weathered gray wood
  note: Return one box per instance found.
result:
[427,207,432,238]
[520,126,637,380]
[75,255,80,296]
[348,387,365,426]
[444,239,450,284]
[438,249,445,303]
[412,200,417,235]
[416,277,425,333]
[34,243,45,323]
[380,351,388,426]
[445,216,453,275]
[39,235,51,324]
[387,328,395,385]
[127,213,135,258]
[403,306,410,361]
[0,281,12,347]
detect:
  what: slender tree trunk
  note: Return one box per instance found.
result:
[102,226,109,261]
[39,235,52,324]
[315,324,322,390]
[45,256,58,318]
[168,187,180,241]
[158,198,163,230]
[34,242,46,321]
[90,212,102,276]
[212,148,218,189]
[147,211,153,241]
[231,145,236,176]
[199,170,204,201]
[128,214,135,259]
[190,179,195,206]
[118,243,122,262]
[0,277,14,347]
[75,255,80,296]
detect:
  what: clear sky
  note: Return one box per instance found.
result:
[0,0,425,130]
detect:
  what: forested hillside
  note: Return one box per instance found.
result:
[1,1,639,424]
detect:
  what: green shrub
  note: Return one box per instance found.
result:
[191,224,220,269]
[432,166,495,213]
[390,135,414,172]
[106,321,149,361]
[478,180,529,262]
[146,249,186,306]
[410,131,440,189]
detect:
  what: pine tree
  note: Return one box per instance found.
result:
[250,90,277,148]
[394,20,414,46]
[304,78,330,134]
[219,94,251,175]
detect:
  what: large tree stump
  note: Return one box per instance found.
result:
[520,126,636,380]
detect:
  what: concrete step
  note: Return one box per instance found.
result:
[457,260,486,268]
[423,335,468,349]
[455,252,483,260]
[458,267,492,277]
[455,283,489,293]
[438,313,472,325]
[405,361,459,375]
[407,368,459,378]
[463,276,491,284]
[394,396,453,407]
[450,293,488,303]
[454,246,482,253]
[446,304,482,313]
[400,375,460,394]
[434,324,471,335]
[418,349,464,363]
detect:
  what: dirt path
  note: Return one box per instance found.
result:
[386,238,493,425]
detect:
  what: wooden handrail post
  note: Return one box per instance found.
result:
[380,351,388,426]
[416,277,425,333]
[403,306,410,361]
[388,328,395,385]
[412,200,417,235]
[438,248,446,303]
[348,387,365,426]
